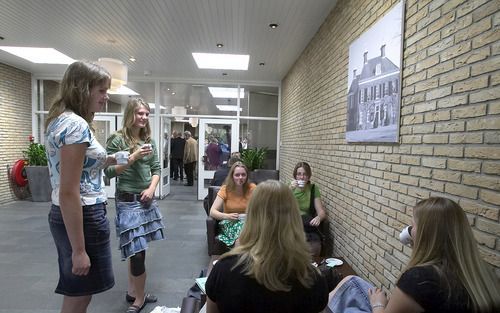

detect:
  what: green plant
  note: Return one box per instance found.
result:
[23,135,48,166]
[240,147,268,171]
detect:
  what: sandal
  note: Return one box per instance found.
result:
[125,293,157,303]
[126,303,145,313]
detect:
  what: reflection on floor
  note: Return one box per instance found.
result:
[0,182,208,313]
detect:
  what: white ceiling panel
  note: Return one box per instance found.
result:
[0,0,337,83]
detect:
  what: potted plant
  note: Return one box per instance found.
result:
[240,147,268,171]
[240,147,279,184]
[23,135,52,202]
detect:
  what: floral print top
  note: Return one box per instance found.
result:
[45,112,107,206]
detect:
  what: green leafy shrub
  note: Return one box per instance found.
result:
[23,135,48,166]
[240,147,268,171]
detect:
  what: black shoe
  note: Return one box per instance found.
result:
[173,178,178,181]
[126,293,157,303]
[184,183,193,186]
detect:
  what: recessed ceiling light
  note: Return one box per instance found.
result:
[208,87,244,98]
[216,43,224,48]
[259,62,265,66]
[129,56,136,62]
[0,36,4,40]
[107,85,139,95]
[192,52,249,70]
[269,23,278,29]
[172,92,176,95]
[222,72,228,76]
[0,47,74,64]
[216,105,242,112]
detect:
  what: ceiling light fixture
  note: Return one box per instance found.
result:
[259,62,265,66]
[216,43,224,48]
[269,23,278,29]
[208,87,244,98]
[129,56,136,62]
[216,105,242,112]
[97,58,128,91]
[0,46,74,64]
[192,52,249,70]
[107,85,139,95]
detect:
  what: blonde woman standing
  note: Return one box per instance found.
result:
[206,180,329,313]
[105,98,165,313]
[45,61,116,313]
[328,197,500,313]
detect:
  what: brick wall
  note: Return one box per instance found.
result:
[0,63,32,204]
[280,0,500,287]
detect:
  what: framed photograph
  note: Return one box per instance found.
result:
[345,1,404,143]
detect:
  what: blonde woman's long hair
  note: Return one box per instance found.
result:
[407,197,500,312]
[45,61,111,130]
[223,162,251,194]
[222,180,316,292]
[117,98,152,152]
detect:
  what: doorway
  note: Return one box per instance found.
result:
[197,119,238,200]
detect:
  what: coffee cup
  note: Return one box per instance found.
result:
[399,225,413,246]
[142,143,152,150]
[115,151,130,165]
[238,213,247,221]
[297,180,306,188]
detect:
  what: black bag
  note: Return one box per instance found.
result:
[318,263,343,292]
[302,184,324,242]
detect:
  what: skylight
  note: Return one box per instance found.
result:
[192,53,249,70]
[216,105,242,112]
[208,87,245,98]
[0,47,74,64]
[107,85,140,95]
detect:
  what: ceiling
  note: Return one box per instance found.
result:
[0,0,337,84]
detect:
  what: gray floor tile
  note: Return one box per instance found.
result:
[0,184,209,312]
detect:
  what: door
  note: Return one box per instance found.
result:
[198,119,238,200]
[159,116,171,198]
[93,115,117,197]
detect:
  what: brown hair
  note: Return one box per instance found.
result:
[224,161,251,194]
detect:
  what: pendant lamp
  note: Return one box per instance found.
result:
[97,58,128,91]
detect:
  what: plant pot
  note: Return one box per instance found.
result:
[25,166,52,202]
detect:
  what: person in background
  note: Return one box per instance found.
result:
[327,197,500,313]
[170,130,185,181]
[209,162,256,248]
[206,180,329,313]
[183,130,198,186]
[290,161,327,257]
[45,61,116,313]
[105,98,165,313]
[206,136,222,170]
[211,155,241,187]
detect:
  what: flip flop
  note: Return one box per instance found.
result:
[126,302,145,313]
[125,293,157,303]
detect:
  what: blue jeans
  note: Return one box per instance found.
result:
[48,203,114,296]
[327,276,374,313]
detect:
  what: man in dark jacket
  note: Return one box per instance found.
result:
[170,130,185,181]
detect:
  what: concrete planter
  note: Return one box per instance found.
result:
[25,166,52,202]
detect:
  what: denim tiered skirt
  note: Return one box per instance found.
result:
[115,199,165,260]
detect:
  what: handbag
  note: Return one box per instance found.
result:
[302,184,325,242]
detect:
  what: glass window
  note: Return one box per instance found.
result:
[239,85,278,118]
[239,119,277,169]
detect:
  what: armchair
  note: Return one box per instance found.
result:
[206,186,230,256]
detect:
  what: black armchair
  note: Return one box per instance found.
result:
[205,186,230,256]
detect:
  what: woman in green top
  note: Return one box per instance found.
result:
[290,162,327,257]
[105,98,165,313]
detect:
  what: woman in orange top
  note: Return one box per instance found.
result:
[209,162,256,247]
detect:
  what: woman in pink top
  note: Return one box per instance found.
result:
[209,162,256,247]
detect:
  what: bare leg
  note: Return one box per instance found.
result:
[130,271,146,307]
[61,295,92,313]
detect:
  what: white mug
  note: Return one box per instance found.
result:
[399,225,413,246]
[297,180,306,188]
[115,151,130,165]
[142,143,152,150]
